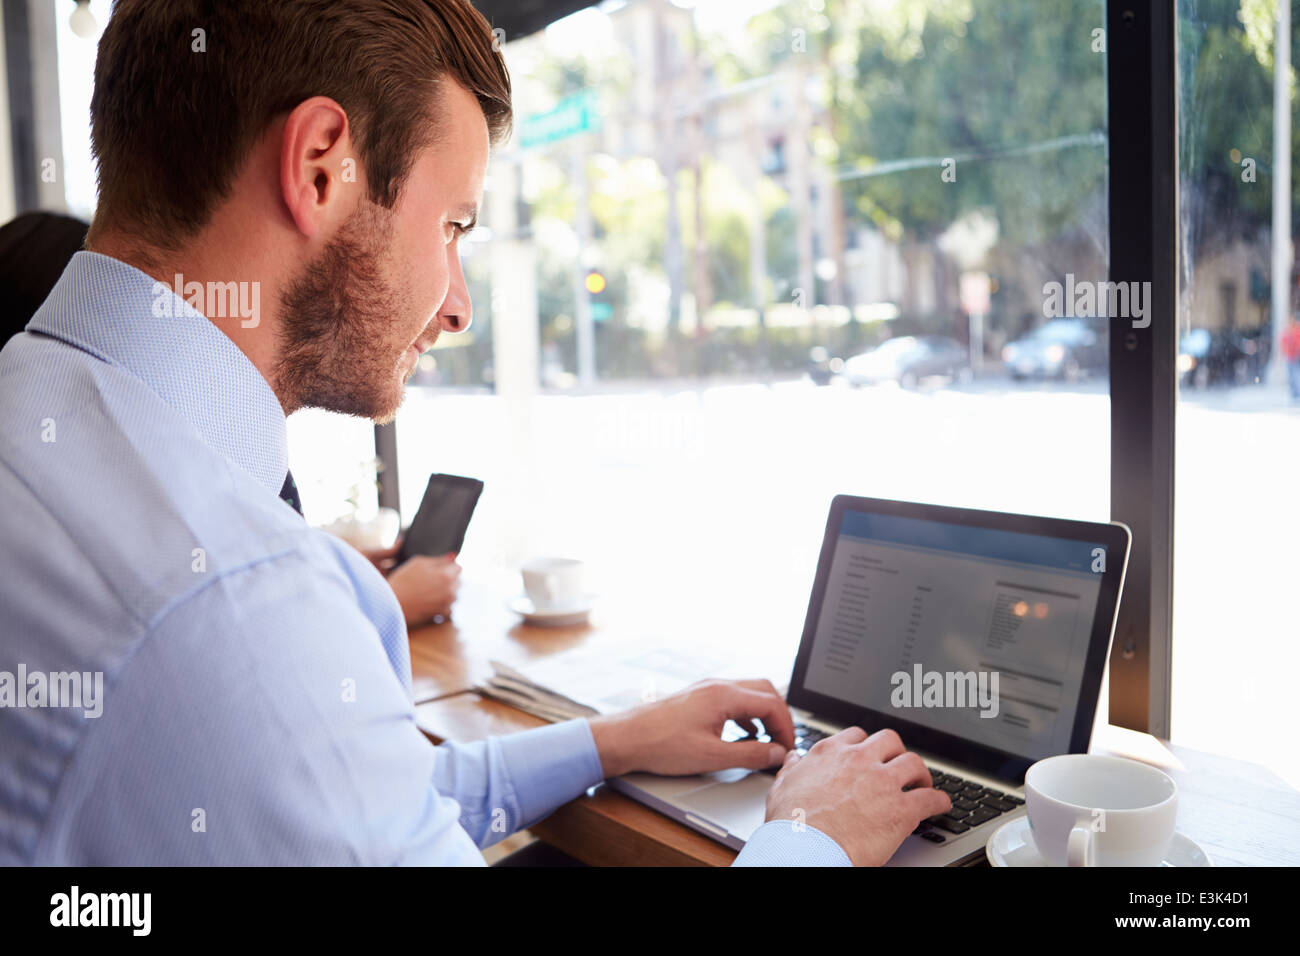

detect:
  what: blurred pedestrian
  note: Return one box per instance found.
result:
[1283,316,1300,401]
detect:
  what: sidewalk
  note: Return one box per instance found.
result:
[1178,377,1299,413]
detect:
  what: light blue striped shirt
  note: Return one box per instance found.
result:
[0,251,848,867]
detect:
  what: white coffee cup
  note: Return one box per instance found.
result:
[521,557,584,610]
[1024,754,1177,867]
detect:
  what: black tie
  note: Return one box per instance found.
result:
[279,469,304,516]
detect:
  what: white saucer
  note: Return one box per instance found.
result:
[986,815,1212,867]
[506,594,595,627]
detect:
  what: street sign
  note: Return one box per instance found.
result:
[960,271,990,373]
[960,271,991,315]
[520,90,600,150]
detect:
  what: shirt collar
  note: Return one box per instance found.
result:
[27,250,288,495]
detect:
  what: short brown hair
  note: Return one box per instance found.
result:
[89,0,511,247]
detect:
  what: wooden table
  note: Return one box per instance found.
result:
[409,573,1300,867]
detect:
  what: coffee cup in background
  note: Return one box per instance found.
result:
[1024,753,1177,866]
[521,557,585,610]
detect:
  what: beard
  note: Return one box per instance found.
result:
[274,201,423,423]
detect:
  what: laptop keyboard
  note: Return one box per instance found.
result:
[916,768,1023,842]
[793,722,829,755]
[759,723,1024,843]
[753,721,829,772]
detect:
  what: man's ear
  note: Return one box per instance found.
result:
[280,96,356,239]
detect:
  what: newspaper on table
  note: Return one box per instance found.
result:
[477,645,734,723]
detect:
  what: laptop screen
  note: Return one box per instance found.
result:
[800,510,1111,764]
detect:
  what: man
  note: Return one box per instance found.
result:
[0,0,948,865]
[0,211,462,627]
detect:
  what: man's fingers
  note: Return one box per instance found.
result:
[727,679,786,738]
[731,678,784,698]
[818,725,868,749]
[714,739,787,771]
[886,750,931,790]
[908,785,952,821]
[774,747,801,778]
[859,727,905,762]
[715,685,796,750]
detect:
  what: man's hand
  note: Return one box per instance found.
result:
[385,553,461,625]
[587,678,796,778]
[763,727,952,866]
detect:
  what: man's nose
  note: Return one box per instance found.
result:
[437,254,473,334]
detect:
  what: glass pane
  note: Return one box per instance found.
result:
[396,0,1111,645]
[1174,0,1300,786]
[54,0,114,219]
[285,411,382,531]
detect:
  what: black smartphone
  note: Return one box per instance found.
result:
[396,473,484,565]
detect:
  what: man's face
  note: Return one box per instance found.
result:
[274,80,489,423]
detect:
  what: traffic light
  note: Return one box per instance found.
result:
[585,270,612,321]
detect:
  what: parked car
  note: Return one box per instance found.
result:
[1178,327,1271,388]
[1001,318,1106,380]
[843,336,970,388]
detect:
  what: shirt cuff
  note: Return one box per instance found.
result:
[497,718,606,827]
[731,820,853,867]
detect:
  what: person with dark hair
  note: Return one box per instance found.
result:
[0,212,88,339]
[0,0,946,866]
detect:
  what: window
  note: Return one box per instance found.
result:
[393,0,1113,644]
[1172,0,1300,787]
[54,0,112,219]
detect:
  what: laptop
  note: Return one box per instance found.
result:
[609,494,1132,866]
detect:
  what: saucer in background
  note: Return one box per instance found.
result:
[506,594,595,627]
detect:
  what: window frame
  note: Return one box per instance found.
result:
[1105,0,1177,738]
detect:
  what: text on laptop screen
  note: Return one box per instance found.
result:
[802,511,1108,763]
